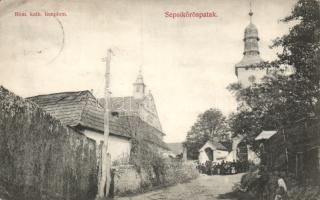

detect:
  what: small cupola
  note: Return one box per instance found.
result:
[133,69,146,99]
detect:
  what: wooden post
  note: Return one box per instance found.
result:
[318,147,320,171]
[318,147,320,183]
[96,49,113,199]
[295,154,298,178]
[283,129,289,173]
[183,147,187,161]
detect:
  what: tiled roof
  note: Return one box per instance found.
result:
[100,96,164,134]
[211,141,228,151]
[26,91,169,150]
[98,96,141,112]
[220,141,233,152]
[27,91,130,138]
[139,119,169,150]
[114,115,169,150]
[199,140,228,152]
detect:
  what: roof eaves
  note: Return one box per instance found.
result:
[75,123,131,139]
[255,130,278,141]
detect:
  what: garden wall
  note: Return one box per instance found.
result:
[112,161,199,196]
[0,86,99,200]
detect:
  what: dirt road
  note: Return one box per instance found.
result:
[115,173,243,200]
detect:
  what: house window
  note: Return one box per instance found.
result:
[111,111,119,118]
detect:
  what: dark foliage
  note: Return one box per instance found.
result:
[0,86,98,200]
[228,0,320,146]
[183,108,229,160]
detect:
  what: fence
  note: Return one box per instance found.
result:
[261,118,320,184]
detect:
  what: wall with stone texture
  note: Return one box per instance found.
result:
[112,165,142,195]
[0,86,99,200]
[112,161,199,196]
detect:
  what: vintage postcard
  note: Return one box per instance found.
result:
[0,0,319,199]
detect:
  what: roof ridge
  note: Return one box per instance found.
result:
[26,90,90,99]
[113,96,132,98]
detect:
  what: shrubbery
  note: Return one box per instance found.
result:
[162,160,199,186]
[288,185,320,200]
[237,167,320,200]
[130,137,198,189]
[0,86,98,200]
[112,113,199,196]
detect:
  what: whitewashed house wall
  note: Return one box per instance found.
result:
[198,141,229,164]
[83,129,131,163]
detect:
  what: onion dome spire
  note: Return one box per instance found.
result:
[243,6,260,56]
[235,5,263,72]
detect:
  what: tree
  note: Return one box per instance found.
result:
[228,0,320,145]
[183,108,228,160]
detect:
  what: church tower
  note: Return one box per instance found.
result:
[133,70,146,99]
[235,7,267,87]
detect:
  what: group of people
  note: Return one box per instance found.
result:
[196,160,250,175]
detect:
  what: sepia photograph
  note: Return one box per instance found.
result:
[0,0,319,199]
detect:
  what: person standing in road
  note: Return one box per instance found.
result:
[274,177,289,200]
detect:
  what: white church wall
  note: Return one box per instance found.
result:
[237,67,268,87]
[83,129,131,163]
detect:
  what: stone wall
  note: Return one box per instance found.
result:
[112,161,199,196]
[0,86,99,200]
[112,165,142,195]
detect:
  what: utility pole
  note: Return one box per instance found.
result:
[97,49,113,199]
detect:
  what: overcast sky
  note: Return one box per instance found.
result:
[0,0,296,143]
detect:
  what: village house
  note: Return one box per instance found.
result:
[197,137,258,164]
[198,141,229,164]
[27,71,169,163]
[27,90,133,163]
